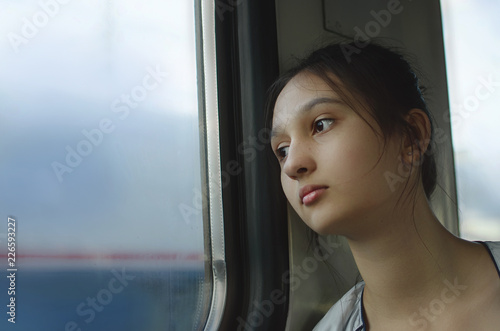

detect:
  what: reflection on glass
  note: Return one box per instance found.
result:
[0,1,206,330]
[441,0,500,240]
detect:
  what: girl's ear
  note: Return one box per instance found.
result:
[401,108,432,164]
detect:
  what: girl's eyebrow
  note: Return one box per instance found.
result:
[271,97,344,139]
[301,96,344,113]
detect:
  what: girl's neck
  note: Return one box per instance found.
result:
[346,190,475,322]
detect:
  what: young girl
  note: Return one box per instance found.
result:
[266,43,500,330]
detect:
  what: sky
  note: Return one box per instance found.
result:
[2,0,499,265]
[0,0,205,263]
[441,0,500,239]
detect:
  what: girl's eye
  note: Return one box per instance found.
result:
[313,118,335,133]
[276,146,289,161]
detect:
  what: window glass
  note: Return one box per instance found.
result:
[0,1,207,330]
[441,0,500,240]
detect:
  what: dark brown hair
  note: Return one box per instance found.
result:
[265,42,437,200]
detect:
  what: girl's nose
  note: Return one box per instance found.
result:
[283,142,316,180]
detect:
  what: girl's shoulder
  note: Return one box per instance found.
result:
[313,281,365,331]
[482,241,500,277]
[312,241,500,331]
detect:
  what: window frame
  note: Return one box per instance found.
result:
[201,0,290,330]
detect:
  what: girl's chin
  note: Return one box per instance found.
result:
[306,218,337,236]
[305,213,350,236]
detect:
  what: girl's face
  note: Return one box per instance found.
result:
[270,72,404,237]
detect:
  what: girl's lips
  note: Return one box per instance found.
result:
[299,185,328,205]
[302,188,327,206]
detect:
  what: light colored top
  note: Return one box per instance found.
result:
[313,241,500,331]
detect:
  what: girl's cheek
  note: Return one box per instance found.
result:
[281,177,293,199]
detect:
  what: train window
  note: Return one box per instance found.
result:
[441,0,500,240]
[0,1,214,330]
